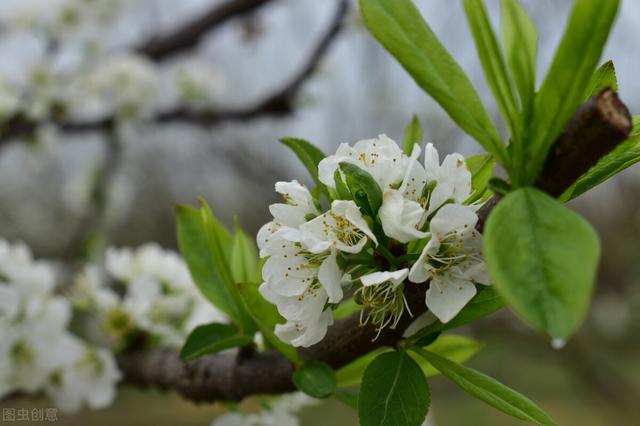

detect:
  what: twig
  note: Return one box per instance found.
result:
[115,89,633,403]
[138,0,277,60]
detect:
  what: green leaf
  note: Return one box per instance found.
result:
[176,205,253,332]
[408,287,504,344]
[464,0,521,143]
[180,323,253,362]
[403,115,423,155]
[585,60,618,100]
[339,162,383,216]
[359,0,508,166]
[501,0,537,115]
[280,137,328,194]
[358,351,430,426]
[236,282,299,364]
[465,153,495,202]
[484,188,600,340]
[333,169,352,201]
[230,219,260,284]
[524,0,620,184]
[338,335,482,387]
[561,116,640,201]
[412,348,556,426]
[293,360,337,398]
[410,335,483,378]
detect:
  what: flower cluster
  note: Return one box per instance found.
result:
[0,240,120,412]
[258,135,489,347]
[72,243,226,348]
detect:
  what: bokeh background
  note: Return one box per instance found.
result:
[0,0,639,424]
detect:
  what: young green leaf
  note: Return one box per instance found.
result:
[465,152,495,202]
[280,137,328,195]
[333,169,352,201]
[409,335,483,378]
[339,162,383,216]
[358,351,430,426]
[359,0,508,166]
[199,202,256,332]
[293,360,337,398]
[484,188,600,340]
[407,287,504,345]
[524,0,620,184]
[403,115,423,155]
[236,282,299,364]
[585,60,618,100]
[411,348,556,426]
[501,0,537,115]
[464,0,521,144]
[180,323,253,362]
[561,116,640,201]
[176,205,253,331]
[230,220,260,284]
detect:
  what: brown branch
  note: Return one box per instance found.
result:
[116,89,633,404]
[0,0,348,146]
[137,0,277,60]
[476,88,632,231]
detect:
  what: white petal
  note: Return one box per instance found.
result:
[425,276,477,323]
[429,204,478,239]
[318,251,343,303]
[379,190,427,243]
[361,269,409,287]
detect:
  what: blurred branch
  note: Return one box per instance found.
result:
[138,0,277,60]
[0,0,348,146]
[117,90,633,403]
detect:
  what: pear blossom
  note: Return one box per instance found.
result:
[74,244,227,347]
[300,200,377,254]
[357,269,409,332]
[422,143,473,211]
[257,180,319,256]
[259,229,342,347]
[409,204,489,323]
[46,346,121,412]
[318,134,408,190]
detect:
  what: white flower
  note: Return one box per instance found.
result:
[300,200,377,254]
[379,190,428,243]
[357,269,409,332]
[76,54,159,119]
[174,61,224,110]
[77,245,227,346]
[0,299,78,395]
[318,134,408,191]
[423,143,472,211]
[409,204,489,323]
[273,310,334,348]
[46,346,121,412]
[257,180,319,256]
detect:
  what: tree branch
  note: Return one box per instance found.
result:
[138,0,277,60]
[116,90,633,403]
[0,0,348,146]
[476,88,632,231]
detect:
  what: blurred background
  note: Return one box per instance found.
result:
[0,0,639,424]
